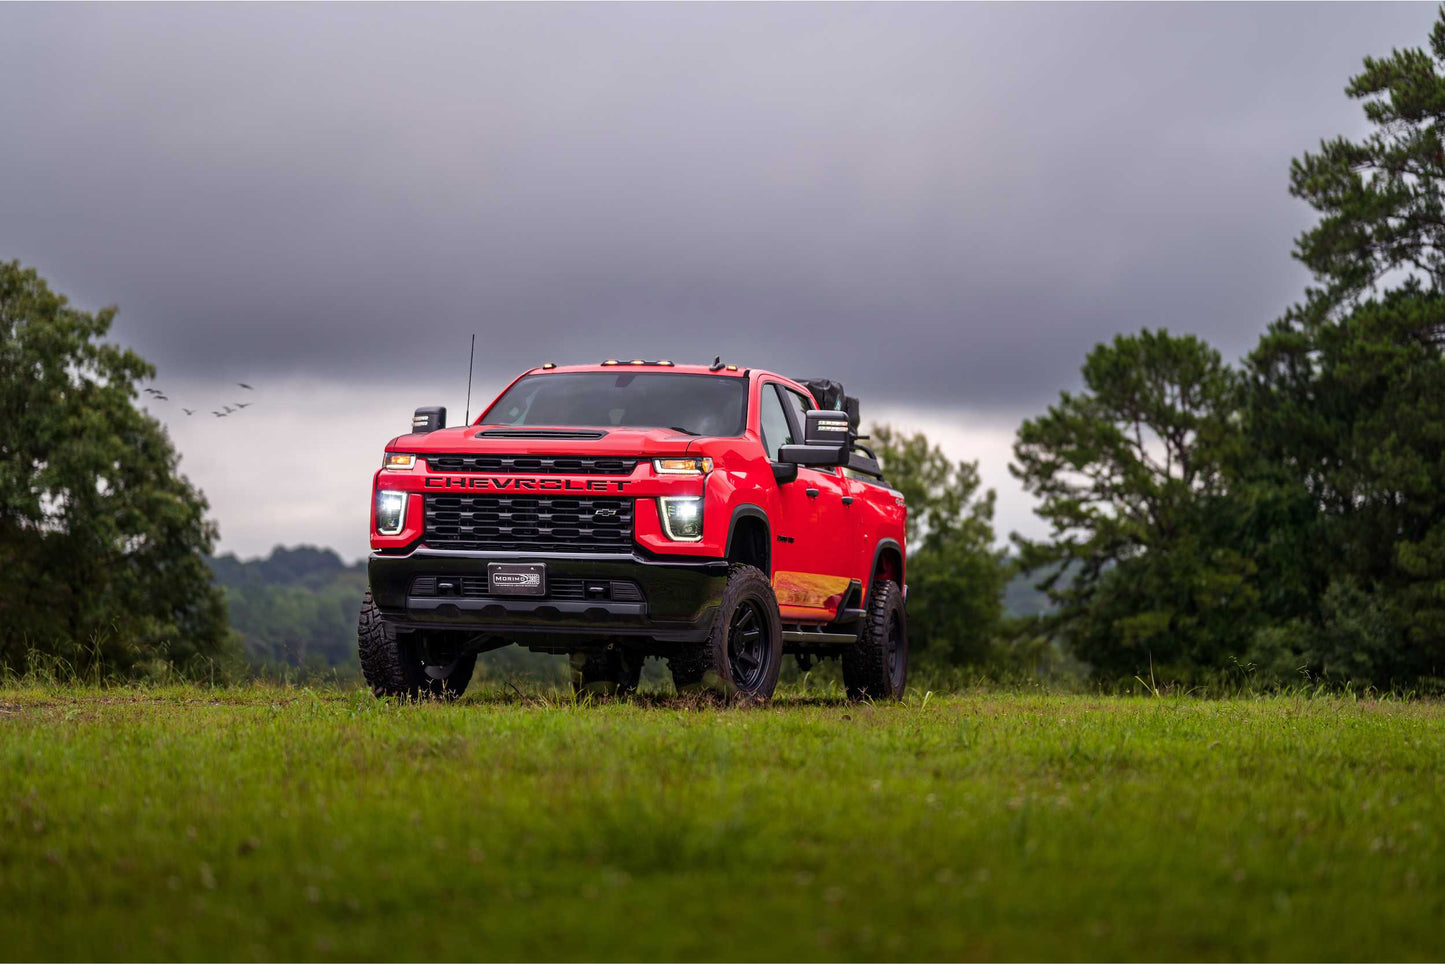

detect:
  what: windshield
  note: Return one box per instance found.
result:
[481,372,747,436]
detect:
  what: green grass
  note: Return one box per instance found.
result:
[2,684,1442,961]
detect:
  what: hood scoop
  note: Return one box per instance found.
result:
[473,429,608,440]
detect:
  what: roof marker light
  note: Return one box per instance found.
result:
[542,362,556,369]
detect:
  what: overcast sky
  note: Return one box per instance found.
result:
[2,2,1436,560]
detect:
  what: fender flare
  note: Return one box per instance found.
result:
[868,538,905,598]
[724,504,771,571]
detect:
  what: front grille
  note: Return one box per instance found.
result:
[423,495,634,552]
[422,454,642,475]
[409,575,644,602]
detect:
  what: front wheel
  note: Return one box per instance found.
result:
[842,579,907,701]
[668,564,783,701]
[358,591,475,700]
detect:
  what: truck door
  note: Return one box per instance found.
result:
[760,382,855,619]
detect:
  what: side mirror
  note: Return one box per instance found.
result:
[776,410,852,467]
[771,461,799,485]
[412,406,446,433]
[803,409,851,447]
[777,410,852,467]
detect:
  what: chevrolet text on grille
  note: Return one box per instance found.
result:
[422,476,634,491]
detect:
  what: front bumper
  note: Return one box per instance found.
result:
[368,548,729,642]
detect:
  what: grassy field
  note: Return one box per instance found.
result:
[1,683,1442,962]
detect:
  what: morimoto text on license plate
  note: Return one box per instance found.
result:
[487,563,546,597]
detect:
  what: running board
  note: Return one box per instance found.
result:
[782,628,859,646]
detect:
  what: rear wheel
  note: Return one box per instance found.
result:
[668,564,783,701]
[358,591,475,700]
[842,579,907,701]
[571,648,644,697]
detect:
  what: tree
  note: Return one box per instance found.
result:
[1290,10,1445,304]
[1246,286,1445,685]
[868,425,1006,666]
[0,260,230,675]
[1011,330,1257,679]
[1242,12,1445,686]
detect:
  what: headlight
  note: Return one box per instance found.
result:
[659,497,704,541]
[654,457,713,476]
[382,453,416,470]
[376,490,407,535]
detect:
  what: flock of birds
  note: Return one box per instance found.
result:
[140,382,257,417]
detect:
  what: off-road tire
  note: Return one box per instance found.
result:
[668,564,783,701]
[842,579,907,701]
[571,649,644,697]
[358,591,475,700]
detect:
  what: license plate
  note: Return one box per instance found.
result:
[488,563,546,597]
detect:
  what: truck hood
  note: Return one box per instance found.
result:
[392,425,708,458]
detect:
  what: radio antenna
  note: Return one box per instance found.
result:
[464,333,476,424]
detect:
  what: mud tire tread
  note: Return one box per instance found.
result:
[358,590,473,700]
[842,579,907,701]
[667,563,782,701]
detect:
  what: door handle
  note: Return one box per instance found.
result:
[806,487,820,498]
[842,496,854,506]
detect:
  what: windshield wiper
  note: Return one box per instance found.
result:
[667,426,698,435]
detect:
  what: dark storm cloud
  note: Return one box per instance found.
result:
[0,3,1435,411]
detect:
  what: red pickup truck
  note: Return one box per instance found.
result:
[360,359,907,702]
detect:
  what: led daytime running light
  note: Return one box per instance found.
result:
[375,490,408,535]
[658,497,704,541]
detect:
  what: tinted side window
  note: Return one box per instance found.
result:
[758,384,794,461]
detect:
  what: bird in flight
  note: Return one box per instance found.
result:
[143,387,162,396]
[222,405,235,414]
[182,408,195,416]
[238,383,253,390]
[235,402,252,409]
[213,411,227,417]
[153,394,169,401]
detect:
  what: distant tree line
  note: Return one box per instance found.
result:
[209,547,368,674]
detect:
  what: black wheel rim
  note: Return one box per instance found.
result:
[727,599,770,691]
[886,611,904,690]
